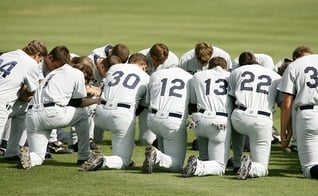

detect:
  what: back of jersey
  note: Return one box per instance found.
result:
[0,49,36,103]
[228,64,281,113]
[102,63,150,109]
[191,66,230,113]
[147,67,192,117]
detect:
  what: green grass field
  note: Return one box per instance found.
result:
[1,0,318,195]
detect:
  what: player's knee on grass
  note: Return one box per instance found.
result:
[310,165,318,179]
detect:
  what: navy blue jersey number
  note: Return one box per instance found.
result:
[205,78,228,95]
[160,78,185,98]
[108,71,141,89]
[240,71,272,95]
[0,59,17,78]
[304,66,318,88]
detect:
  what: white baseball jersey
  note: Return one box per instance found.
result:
[0,49,38,103]
[232,53,275,70]
[147,67,192,119]
[139,48,179,75]
[228,64,281,114]
[190,66,230,113]
[179,46,232,74]
[101,63,149,110]
[30,64,86,106]
[277,54,318,107]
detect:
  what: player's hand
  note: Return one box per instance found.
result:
[86,85,101,97]
[280,129,292,148]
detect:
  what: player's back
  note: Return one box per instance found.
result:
[0,49,37,103]
[31,64,86,106]
[281,54,318,107]
[148,67,192,114]
[229,64,281,112]
[191,66,230,113]
[102,63,149,108]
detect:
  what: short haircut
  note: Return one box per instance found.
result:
[238,51,258,66]
[149,43,169,63]
[49,46,70,65]
[128,53,148,66]
[112,44,130,63]
[292,46,313,60]
[208,56,227,70]
[22,40,48,57]
[102,55,121,70]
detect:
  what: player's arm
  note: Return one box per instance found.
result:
[68,97,101,107]
[19,85,34,102]
[280,93,293,148]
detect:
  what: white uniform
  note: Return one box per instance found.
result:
[232,53,275,70]
[137,48,180,145]
[25,64,90,167]
[94,63,149,169]
[228,64,281,177]
[0,49,38,144]
[179,46,232,74]
[189,66,231,176]
[146,67,192,172]
[4,63,44,158]
[277,54,318,178]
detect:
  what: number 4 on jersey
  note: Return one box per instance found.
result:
[0,59,17,78]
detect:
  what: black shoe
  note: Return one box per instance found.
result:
[69,143,78,152]
[3,155,20,161]
[289,145,298,152]
[77,159,88,165]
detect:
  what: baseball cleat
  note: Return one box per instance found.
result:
[236,155,252,180]
[20,146,31,170]
[47,141,73,154]
[182,155,197,178]
[142,145,156,174]
[78,154,104,171]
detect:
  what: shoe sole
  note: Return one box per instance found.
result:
[236,155,251,180]
[20,146,31,170]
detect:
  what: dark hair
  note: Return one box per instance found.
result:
[292,46,313,60]
[128,53,148,66]
[208,57,227,70]
[112,44,130,63]
[22,40,48,57]
[102,55,121,70]
[238,51,258,66]
[150,43,169,63]
[49,46,70,65]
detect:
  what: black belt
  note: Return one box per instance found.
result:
[299,105,315,110]
[236,105,271,117]
[28,102,56,110]
[198,109,228,117]
[101,100,130,109]
[151,108,182,119]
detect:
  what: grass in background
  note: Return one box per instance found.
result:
[1,0,318,195]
